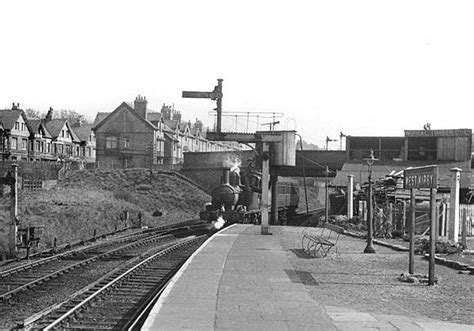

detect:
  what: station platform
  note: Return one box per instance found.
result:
[142,225,473,330]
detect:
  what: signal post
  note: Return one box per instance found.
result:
[183,79,296,235]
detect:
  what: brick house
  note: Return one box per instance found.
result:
[41,108,81,161]
[26,118,54,161]
[0,104,32,161]
[93,96,243,168]
[93,97,165,168]
[72,122,96,164]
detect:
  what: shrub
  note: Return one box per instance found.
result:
[113,190,136,204]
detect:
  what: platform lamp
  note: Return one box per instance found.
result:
[363,149,378,254]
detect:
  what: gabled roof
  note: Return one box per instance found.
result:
[179,123,191,135]
[163,119,180,131]
[0,109,26,130]
[44,119,81,142]
[73,124,94,142]
[26,119,52,138]
[147,112,163,123]
[164,132,179,142]
[93,102,158,132]
[93,112,111,127]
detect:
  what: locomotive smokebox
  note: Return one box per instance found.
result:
[211,168,241,211]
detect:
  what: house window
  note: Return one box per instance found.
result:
[11,137,17,149]
[87,147,91,157]
[123,138,130,149]
[14,122,19,130]
[106,136,118,149]
[61,130,65,138]
[22,139,27,150]
[46,142,50,153]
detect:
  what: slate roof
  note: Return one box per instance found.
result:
[26,119,52,138]
[164,132,179,142]
[147,112,162,123]
[164,119,180,131]
[44,119,81,142]
[93,112,111,127]
[0,109,24,130]
[72,124,94,142]
[93,102,158,132]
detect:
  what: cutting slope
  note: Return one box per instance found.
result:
[0,168,209,258]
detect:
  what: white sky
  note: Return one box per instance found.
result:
[1,0,474,148]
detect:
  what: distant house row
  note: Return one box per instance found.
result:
[0,104,95,163]
[1,97,241,168]
[93,96,241,168]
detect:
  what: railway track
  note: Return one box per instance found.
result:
[0,221,209,329]
[27,235,208,330]
[0,221,206,303]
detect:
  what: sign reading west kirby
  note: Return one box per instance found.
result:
[403,165,438,189]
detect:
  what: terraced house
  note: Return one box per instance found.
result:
[0,104,96,165]
[93,95,241,168]
[0,104,33,161]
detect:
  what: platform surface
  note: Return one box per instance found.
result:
[143,225,473,330]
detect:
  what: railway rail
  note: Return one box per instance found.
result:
[0,221,206,303]
[27,235,208,330]
[0,221,209,329]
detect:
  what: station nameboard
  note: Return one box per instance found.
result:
[403,165,438,189]
[404,129,472,137]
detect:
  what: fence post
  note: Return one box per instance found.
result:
[347,175,353,219]
[461,216,467,248]
[440,203,446,237]
[387,202,393,233]
[448,168,461,243]
[8,164,18,257]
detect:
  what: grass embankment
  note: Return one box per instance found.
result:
[0,168,210,259]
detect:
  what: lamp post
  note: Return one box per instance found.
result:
[364,149,378,254]
[295,133,309,215]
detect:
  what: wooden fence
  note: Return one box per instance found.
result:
[460,204,474,236]
[359,201,474,237]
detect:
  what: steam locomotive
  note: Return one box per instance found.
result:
[199,168,299,228]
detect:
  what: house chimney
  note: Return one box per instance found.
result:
[45,107,54,122]
[134,95,148,119]
[161,103,171,120]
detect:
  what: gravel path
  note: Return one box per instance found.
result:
[281,227,473,326]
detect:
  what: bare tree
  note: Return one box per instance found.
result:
[57,109,89,126]
[24,108,43,119]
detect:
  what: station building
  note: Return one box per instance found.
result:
[334,128,472,190]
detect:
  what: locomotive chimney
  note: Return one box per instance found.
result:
[221,168,230,185]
